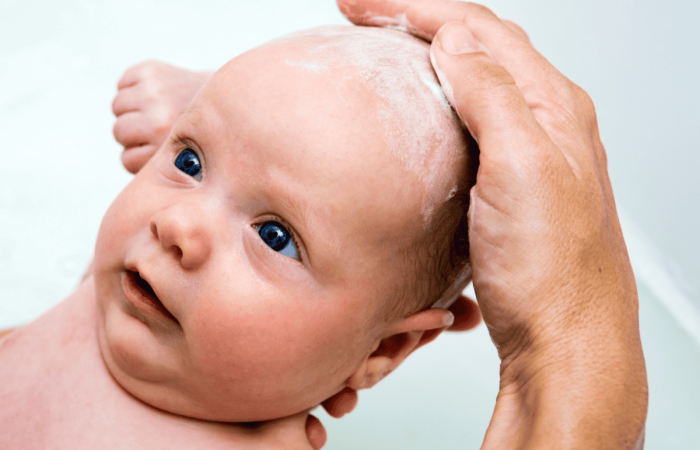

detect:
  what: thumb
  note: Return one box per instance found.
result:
[430,21,548,157]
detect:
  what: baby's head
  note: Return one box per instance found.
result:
[94,26,477,422]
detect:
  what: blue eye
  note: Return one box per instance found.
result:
[257,221,299,260]
[175,148,202,181]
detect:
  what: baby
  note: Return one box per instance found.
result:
[0,25,477,447]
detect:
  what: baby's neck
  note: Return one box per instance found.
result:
[0,277,310,449]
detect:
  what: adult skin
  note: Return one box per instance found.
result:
[112,0,648,448]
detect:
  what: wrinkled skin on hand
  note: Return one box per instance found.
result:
[338,0,647,448]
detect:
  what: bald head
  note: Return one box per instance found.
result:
[254,26,470,226]
[208,25,476,314]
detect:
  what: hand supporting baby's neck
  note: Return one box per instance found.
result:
[0,278,314,450]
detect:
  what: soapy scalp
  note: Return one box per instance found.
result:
[280,26,467,226]
[278,26,477,314]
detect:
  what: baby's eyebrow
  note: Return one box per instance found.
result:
[272,185,308,234]
[177,106,204,130]
[168,134,194,149]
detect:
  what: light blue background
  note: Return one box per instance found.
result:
[1,0,698,447]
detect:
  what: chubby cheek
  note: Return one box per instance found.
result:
[95,181,151,265]
[185,283,374,412]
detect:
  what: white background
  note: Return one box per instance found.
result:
[1,0,699,448]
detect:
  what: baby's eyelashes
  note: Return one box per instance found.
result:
[256,221,299,261]
[174,148,203,181]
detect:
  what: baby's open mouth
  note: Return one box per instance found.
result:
[125,270,178,323]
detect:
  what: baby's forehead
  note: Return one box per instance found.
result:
[208,26,467,225]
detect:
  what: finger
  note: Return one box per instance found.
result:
[111,86,143,116]
[432,22,590,173]
[112,111,155,148]
[117,67,141,90]
[339,0,502,41]
[430,23,558,161]
[502,19,530,43]
[447,294,482,332]
[342,1,592,160]
[305,415,327,450]
[117,60,158,89]
[343,1,558,92]
[122,144,158,174]
[321,387,358,418]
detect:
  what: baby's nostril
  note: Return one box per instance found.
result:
[150,222,159,239]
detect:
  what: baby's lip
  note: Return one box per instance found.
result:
[122,268,179,324]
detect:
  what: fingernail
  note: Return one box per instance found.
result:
[436,21,481,55]
[444,311,455,327]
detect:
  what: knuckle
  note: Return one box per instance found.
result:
[110,95,120,114]
[128,62,149,76]
[112,121,125,142]
[502,19,530,42]
[153,108,173,129]
[571,84,597,122]
[464,2,498,20]
[529,79,597,135]
[466,57,516,94]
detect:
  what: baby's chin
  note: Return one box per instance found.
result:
[96,315,319,422]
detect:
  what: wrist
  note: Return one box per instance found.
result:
[484,293,648,449]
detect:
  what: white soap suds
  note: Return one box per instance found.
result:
[275,26,466,226]
[365,12,433,41]
[429,48,456,112]
[445,185,458,202]
[284,60,328,73]
[429,39,494,143]
[421,77,451,112]
[365,13,411,33]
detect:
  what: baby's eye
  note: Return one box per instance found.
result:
[257,221,299,260]
[174,148,202,181]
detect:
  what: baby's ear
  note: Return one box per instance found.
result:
[346,309,453,390]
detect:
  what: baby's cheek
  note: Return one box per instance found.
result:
[101,301,176,383]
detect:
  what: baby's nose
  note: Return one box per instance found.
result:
[150,203,213,270]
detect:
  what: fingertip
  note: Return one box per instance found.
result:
[447,294,482,332]
[336,0,394,26]
[430,25,526,146]
[321,387,358,418]
[429,22,497,141]
[434,21,483,55]
[305,414,327,450]
[121,145,156,174]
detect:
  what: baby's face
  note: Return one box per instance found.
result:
[94,27,464,422]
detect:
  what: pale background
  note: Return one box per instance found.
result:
[1,0,699,448]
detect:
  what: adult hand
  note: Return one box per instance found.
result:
[112,61,213,174]
[339,0,648,448]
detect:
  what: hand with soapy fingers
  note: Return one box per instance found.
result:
[112,61,213,174]
[339,0,647,448]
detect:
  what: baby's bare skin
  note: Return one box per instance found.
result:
[0,26,466,447]
[0,278,314,449]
